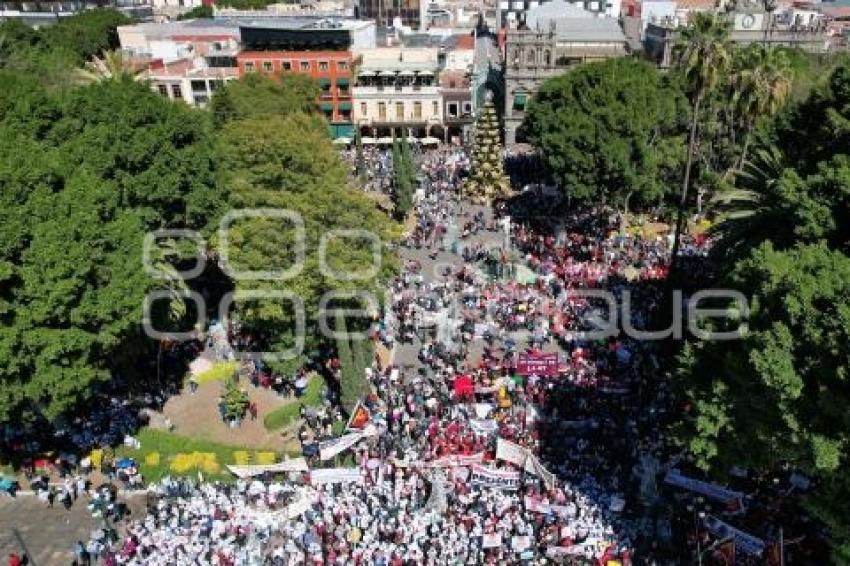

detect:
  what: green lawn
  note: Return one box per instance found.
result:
[189,360,240,385]
[263,375,324,431]
[115,428,296,482]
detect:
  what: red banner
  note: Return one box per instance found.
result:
[517,353,559,377]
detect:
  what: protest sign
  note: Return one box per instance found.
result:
[470,419,499,436]
[517,353,559,377]
[470,465,521,491]
[512,535,532,552]
[482,533,502,548]
[319,432,365,461]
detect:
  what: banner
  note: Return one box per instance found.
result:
[310,467,363,485]
[482,532,502,548]
[470,465,521,491]
[664,469,744,510]
[496,438,528,467]
[319,432,365,461]
[517,353,559,377]
[524,453,557,491]
[704,516,765,556]
[470,419,499,436]
[346,401,371,431]
[227,458,308,478]
[423,453,486,468]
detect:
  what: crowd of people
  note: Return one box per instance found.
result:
[29,143,766,566]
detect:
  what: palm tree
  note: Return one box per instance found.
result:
[74,49,137,84]
[729,45,791,174]
[670,13,732,276]
[709,143,788,264]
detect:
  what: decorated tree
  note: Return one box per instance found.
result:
[463,100,512,203]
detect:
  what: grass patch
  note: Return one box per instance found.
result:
[263,375,324,431]
[189,360,240,385]
[114,428,298,482]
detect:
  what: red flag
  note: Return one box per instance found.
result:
[716,537,736,565]
[346,401,370,431]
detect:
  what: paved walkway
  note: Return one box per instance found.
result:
[0,494,146,565]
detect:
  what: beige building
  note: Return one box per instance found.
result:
[352,47,444,138]
[503,0,628,146]
[140,58,239,107]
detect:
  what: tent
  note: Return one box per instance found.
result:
[361,136,377,145]
[420,136,441,146]
[377,136,394,145]
[333,137,352,145]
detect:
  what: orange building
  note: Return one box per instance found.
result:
[236,50,353,133]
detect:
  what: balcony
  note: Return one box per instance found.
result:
[353,85,440,96]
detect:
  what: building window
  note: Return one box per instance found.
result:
[513,93,528,111]
[432,101,439,115]
[395,102,404,120]
[340,110,352,122]
[244,61,255,73]
[544,50,551,66]
[300,61,310,71]
[209,80,223,92]
[157,84,168,97]
[282,61,292,71]
[262,60,273,72]
[191,79,206,92]
[448,102,458,117]
[378,102,387,120]
[413,101,422,119]
[337,60,348,71]
[527,49,536,65]
[171,84,182,99]
[463,102,472,114]
[193,94,209,106]
[361,102,368,116]
[318,61,329,71]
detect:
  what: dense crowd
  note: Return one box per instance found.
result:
[54,145,757,566]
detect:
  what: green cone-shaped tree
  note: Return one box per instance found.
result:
[463,100,512,203]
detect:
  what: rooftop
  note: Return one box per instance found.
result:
[235,16,373,31]
[522,0,627,42]
[118,20,240,41]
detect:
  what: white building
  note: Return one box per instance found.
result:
[118,20,240,62]
[140,57,239,106]
[352,47,444,139]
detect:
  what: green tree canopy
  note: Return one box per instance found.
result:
[525,57,687,207]
[0,77,222,421]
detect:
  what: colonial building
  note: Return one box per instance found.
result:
[236,18,376,138]
[503,0,628,146]
[352,47,444,139]
[645,3,833,68]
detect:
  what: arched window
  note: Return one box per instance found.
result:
[544,50,551,66]
[527,49,536,65]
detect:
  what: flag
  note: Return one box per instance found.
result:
[346,401,370,431]
[766,540,781,566]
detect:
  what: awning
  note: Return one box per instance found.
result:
[336,78,350,86]
[377,136,394,145]
[358,70,376,76]
[361,136,377,144]
[417,70,434,76]
[320,102,334,111]
[338,101,352,110]
[319,78,331,86]
[398,70,415,76]
[333,137,352,145]
[420,136,441,145]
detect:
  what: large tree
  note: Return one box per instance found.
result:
[0,77,222,422]
[525,57,687,209]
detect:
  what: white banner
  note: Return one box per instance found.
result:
[227,458,309,478]
[470,465,521,491]
[524,453,557,491]
[482,532,502,548]
[310,467,363,485]
[470,419,499,436]
[319,432,365,461]
[496,438,528,467]
[423,453,485,468]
